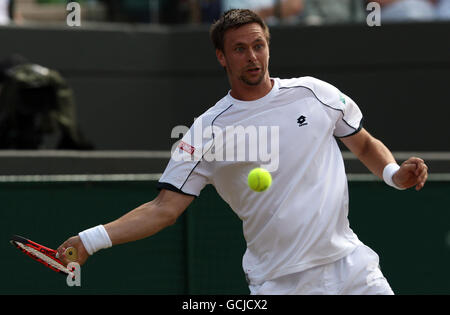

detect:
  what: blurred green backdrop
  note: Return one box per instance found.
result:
[1,181,449,294]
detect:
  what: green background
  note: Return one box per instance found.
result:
[1,181,449,294]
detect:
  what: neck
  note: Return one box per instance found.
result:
[229,76,273,101]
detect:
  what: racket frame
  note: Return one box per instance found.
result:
[10,235,75,277]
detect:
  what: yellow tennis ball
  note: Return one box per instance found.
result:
[248,168,272,192]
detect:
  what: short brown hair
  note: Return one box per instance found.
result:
[209,9,270,52]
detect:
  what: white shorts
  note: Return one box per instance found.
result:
[249,244,394,295]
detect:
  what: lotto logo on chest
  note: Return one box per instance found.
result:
[297,115,308,127]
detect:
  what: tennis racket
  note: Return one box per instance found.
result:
[10,235,78,277]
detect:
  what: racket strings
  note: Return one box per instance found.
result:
[15,242,73,276]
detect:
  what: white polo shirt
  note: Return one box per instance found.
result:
[158,76,363,285]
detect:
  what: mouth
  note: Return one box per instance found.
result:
[246,66,261,74]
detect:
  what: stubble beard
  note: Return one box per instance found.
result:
[240,68,266,86]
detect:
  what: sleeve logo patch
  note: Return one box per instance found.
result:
[178,141,195,155]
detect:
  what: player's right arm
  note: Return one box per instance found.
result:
[57,189,194,266]
[105,189,194,245]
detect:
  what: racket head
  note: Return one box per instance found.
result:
[10,235,75,276]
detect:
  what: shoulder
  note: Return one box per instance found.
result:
[206,95,234,115]
[278,76,344,109]
[192,95,234,128]
[278,76,336,90]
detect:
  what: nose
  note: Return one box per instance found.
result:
[247,48,257,62]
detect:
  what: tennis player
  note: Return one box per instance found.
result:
[58,9,428,295]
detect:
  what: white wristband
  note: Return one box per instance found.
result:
[78,225,112,255]
[383,163,405,190]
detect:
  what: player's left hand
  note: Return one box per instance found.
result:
[392,157,428,191]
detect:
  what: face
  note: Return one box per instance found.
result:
[216,23,270,88]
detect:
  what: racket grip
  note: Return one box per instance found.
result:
[56,247,78,261]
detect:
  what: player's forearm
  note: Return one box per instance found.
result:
[103,200,178,246]
[355,136,396,179]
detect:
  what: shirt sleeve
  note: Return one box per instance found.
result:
[332,91,363,138]
[157,117,212,197]
[303,77,363,138]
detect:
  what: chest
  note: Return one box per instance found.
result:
[212,98,338,160]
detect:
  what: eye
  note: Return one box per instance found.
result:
[235,46,244,52]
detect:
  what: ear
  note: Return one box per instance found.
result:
[216,49,226,68]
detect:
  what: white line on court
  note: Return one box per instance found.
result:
[0,173,449,182]
[0,150,449,160]
[341,151,450,160]
[0,150,172,158]
[0,174,163,182]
